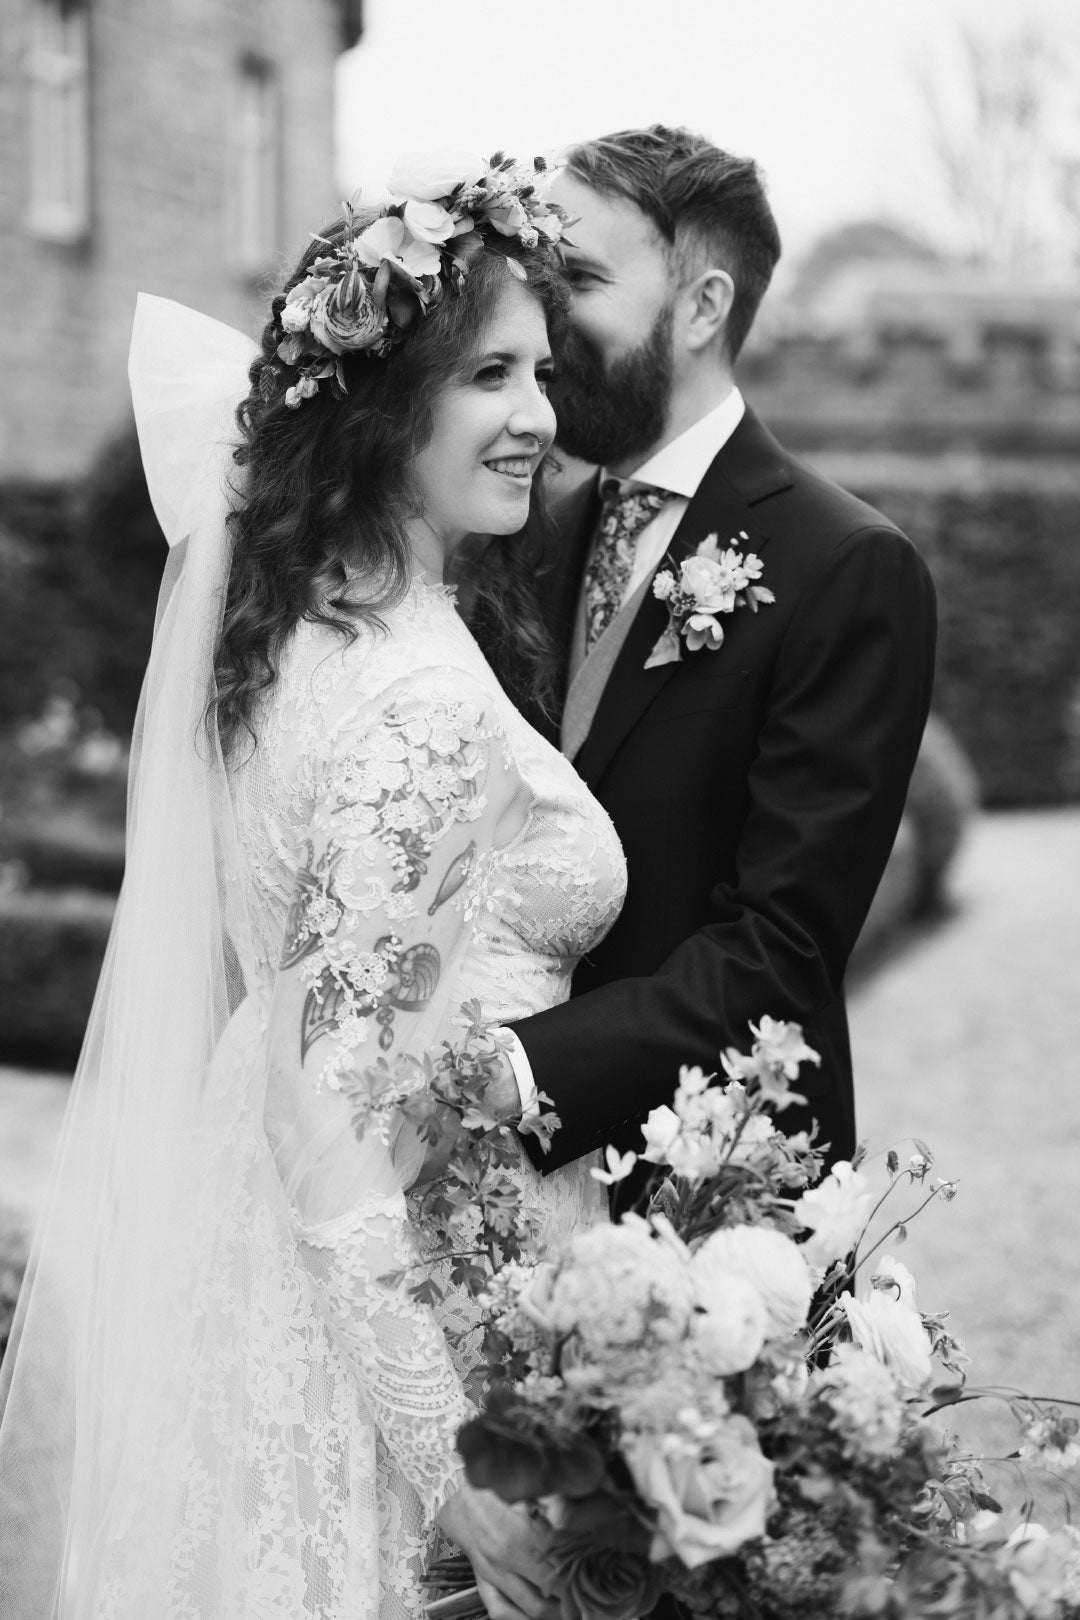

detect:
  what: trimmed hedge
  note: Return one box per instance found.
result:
[0,424,162,734]
[0,1205,29,1365]
[814,453,1080,807]
[2,444,1078,804]
[0,712,972,1068]
[0,888,115,1068]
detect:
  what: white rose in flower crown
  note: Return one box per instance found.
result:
[696,1225,814,1340]
[794,1160,873,1269]
[400,197,459,244]
[387,148,487,203]
[354,216,441,280]
[625,1416,774,1568]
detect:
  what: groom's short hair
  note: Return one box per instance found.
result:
[563,124,781,358]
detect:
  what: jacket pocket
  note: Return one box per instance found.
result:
[639,670,749,726]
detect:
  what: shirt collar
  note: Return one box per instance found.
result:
[601,386,745,499]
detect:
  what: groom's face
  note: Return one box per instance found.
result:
[547,172,676,469]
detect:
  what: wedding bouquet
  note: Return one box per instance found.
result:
[354,1017,1080,1620]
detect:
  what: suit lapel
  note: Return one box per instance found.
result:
[573,408,794,790]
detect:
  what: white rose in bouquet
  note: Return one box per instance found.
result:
[625,1416,774,1568]
[696,1225,814,1340]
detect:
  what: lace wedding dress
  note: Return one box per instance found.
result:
[87,578,626,1620]
[0,298,623,1620]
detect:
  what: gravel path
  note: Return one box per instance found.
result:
[849,807,1080,1496]
[2,808,1078,1489]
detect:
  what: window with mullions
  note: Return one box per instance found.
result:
[26,0,91,243]
[227,54,281,279]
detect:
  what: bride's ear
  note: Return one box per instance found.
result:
[683,268,735,355]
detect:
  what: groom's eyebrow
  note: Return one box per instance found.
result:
[561,247,609,274]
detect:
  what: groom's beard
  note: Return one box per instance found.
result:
[551,305,674,468]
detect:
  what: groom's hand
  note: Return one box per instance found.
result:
[413,1055,522,1186]
[437,1480,562,1620]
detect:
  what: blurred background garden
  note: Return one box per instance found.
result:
[1,0,1079,1514]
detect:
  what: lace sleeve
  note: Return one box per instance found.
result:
[264,668,527,1517]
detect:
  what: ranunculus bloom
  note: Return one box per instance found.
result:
[794,1160,873,1269]
[387,148,487,202]
[309,283,389,354]
[625,1416,774,1568]
[696,1225,813,1340]
[689,1270,768,1376]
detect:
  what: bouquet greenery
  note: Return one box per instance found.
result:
[357,1014,1080,1620]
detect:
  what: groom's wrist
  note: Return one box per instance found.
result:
[488,1028,538,1123]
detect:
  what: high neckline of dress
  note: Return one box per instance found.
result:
[407,571,458,605]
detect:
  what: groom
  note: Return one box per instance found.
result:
[457,125,936,1620]
[496,124,937,1178]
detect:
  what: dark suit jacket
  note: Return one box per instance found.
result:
[510,406,937,1174]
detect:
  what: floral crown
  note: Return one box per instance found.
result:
[267,149,569,409]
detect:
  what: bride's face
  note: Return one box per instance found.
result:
[408,278,556,556]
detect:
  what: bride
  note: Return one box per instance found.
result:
[0,154,626,1620]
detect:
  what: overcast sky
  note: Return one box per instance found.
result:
[335,0,1079,270]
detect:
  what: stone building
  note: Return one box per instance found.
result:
[0,0,362,478]
[741,228,1080,460]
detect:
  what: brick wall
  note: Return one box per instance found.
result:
[736,329,1080,458]
[0,0,346,478]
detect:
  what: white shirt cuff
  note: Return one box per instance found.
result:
[493,1028,539,1120]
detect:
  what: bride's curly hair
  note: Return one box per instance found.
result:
[212,213,568,758]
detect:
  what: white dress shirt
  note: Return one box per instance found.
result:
[501,386,747,1117]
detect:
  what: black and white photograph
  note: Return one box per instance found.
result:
[1,0,1078,1615]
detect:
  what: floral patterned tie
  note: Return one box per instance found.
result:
[583,480,675,651]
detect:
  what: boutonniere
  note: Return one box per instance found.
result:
[644,531,775,669]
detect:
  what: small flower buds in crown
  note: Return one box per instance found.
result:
[267,150,569,409]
